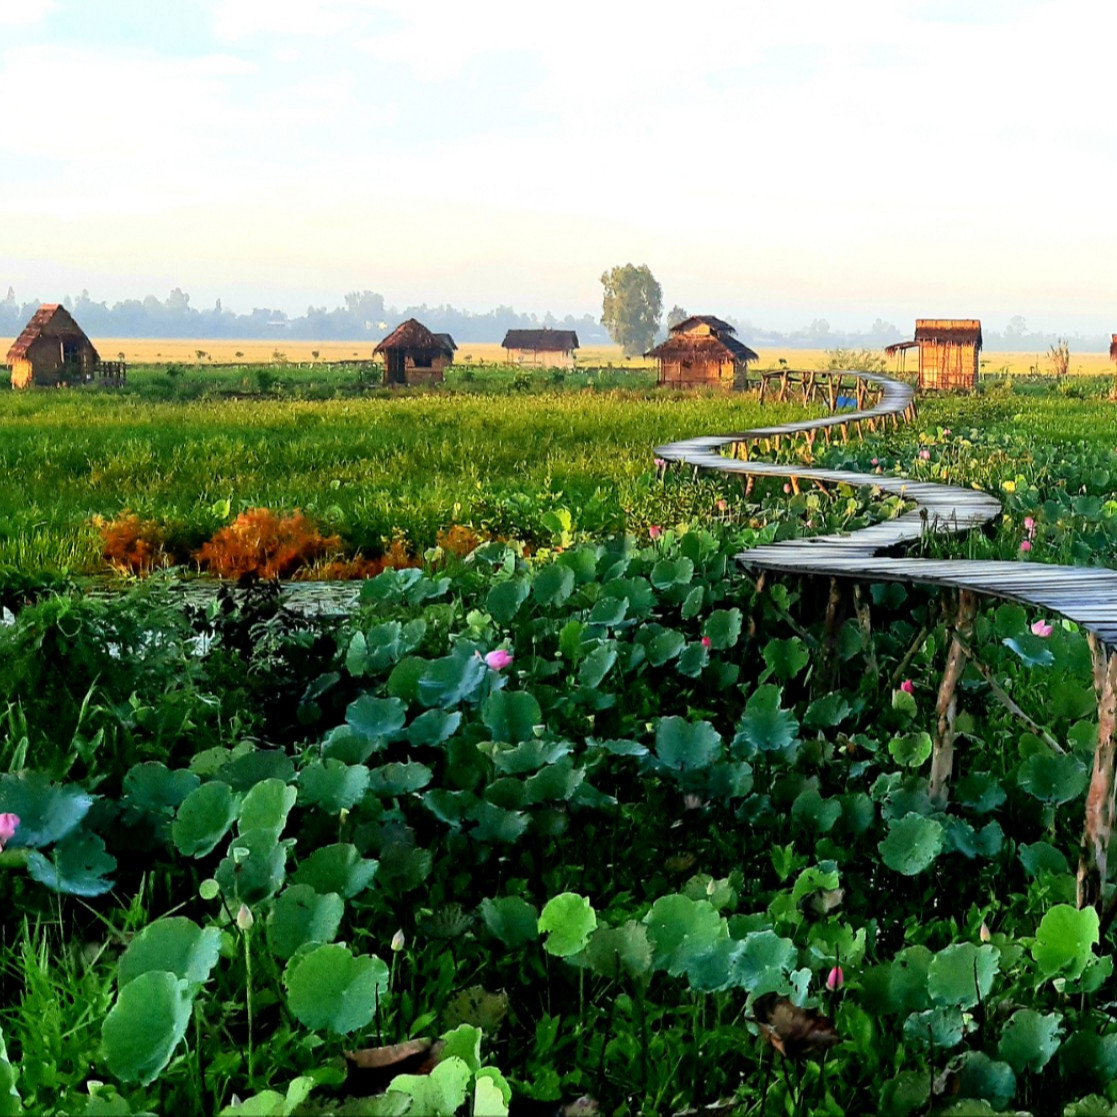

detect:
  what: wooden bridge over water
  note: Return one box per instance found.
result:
[655,369,1117,912]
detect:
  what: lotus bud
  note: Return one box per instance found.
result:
[826,965,844,991]
[391,929,406,953]
[236,903,254,931]
[980,921,991,943]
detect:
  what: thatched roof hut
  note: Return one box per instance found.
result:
[373,319,455,386]
[1110,334,1117,362]
[886,319,981,390]
[6,304,101,389]
[502,329,579,368]
[647,316,758,390]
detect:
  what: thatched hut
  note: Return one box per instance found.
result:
[6,304,100,388]
[501,329,579,368]
[1110,334,1117,364]
[885,319,982,391]
[646,315,758,390]
[373,319,455,386]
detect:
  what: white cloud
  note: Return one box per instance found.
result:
[208,0,375,40]
[0,0,54,27]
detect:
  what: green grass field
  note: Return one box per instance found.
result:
[0,366,814,574]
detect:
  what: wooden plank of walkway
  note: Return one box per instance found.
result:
[654,369,1117,645]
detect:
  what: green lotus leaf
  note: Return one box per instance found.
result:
[285,944,387,1034]
[101,971,192,1085]
[539,892,597,957]
[118,917,222,988]
[879,814,943,875]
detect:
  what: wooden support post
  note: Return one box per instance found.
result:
[822,577,843,688]
[1078,634,1117,911]
[852,584,878,679]
[826,376,837,412]
[790,475,801,496]
[929,589,977,808]
[744,475,755,498]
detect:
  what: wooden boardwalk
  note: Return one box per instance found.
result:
[654,371,1117,644]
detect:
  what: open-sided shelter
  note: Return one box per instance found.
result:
[373,319,455,386]
[6,304,101,388]
[646,315,758,390]
[501,329,579,368]
[885,319,982,390]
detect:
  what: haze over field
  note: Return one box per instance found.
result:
[3,0,1116,334]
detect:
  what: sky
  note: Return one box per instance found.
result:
[2,0,1116,333]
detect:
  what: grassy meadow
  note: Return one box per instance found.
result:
[0,377,817,575]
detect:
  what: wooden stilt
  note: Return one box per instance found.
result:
[929,589,977,808]
[1078,635,1117,911]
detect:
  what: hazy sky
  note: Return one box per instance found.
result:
[2,0,1116,332]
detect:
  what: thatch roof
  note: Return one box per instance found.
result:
[883,340,918,356]
[502,329,579,352]
[374,319,443,353]
[670,315,736,336]
[914,319,983,348]
[7,303,97,362]
[646,333,758,364]
[434,333,457,353]
[1110,334,1117,361]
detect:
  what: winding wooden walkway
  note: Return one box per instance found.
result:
[654,370,1117,645]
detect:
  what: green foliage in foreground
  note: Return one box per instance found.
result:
[0,522,1115,1115]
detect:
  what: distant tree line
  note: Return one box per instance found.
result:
[1,286,1110,353]
[0,287,611,345]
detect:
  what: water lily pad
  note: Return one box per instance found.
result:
[735,685,798,755]
[267,884,345,960]
[539,892,597,957]
[928,943,1000,1008]
[0,772,93,849]
[118,917,222,988]
[480,896,539,948]
[998,1009,1063,1074]
[655,717,722,771]
[1032,904,1098,981]
[101,971,192,1085]
[285,944,387,1034]
[27,828,117,896]
[172,781,238,858]
[238,779,297,836]
[879,814,943,875]
[293,843,378,898]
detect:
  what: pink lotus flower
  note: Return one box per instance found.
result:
[874,466,883,474]
[649,525,662,540]
[0,813,17,852]
[654,457,667,469]
[826,965,844,991]
[783,483,791,494]
[942,428,952,436]
[716,499,727,512]
[1024,517,1035,531]
[701,636,712,648]
[919,449,931,460]
[900,679,914,694]
[484,649,514,670]
[1020,540,1032,553]
[871,458,878,466]
[1031,620,1053,637]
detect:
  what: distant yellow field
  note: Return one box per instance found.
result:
[2,337,1113,377]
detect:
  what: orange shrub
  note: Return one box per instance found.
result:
[436,524,485,558]
[97,513,172,575]
[196,508,340,580]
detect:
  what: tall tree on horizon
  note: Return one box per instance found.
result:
[600,264,663,356]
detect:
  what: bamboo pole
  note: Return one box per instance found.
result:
[929,590,977,808]
[1078,635,1117,911]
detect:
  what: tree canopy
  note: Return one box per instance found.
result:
[600,264,663,357]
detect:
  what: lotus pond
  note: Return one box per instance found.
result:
[1,375,1117,1115]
